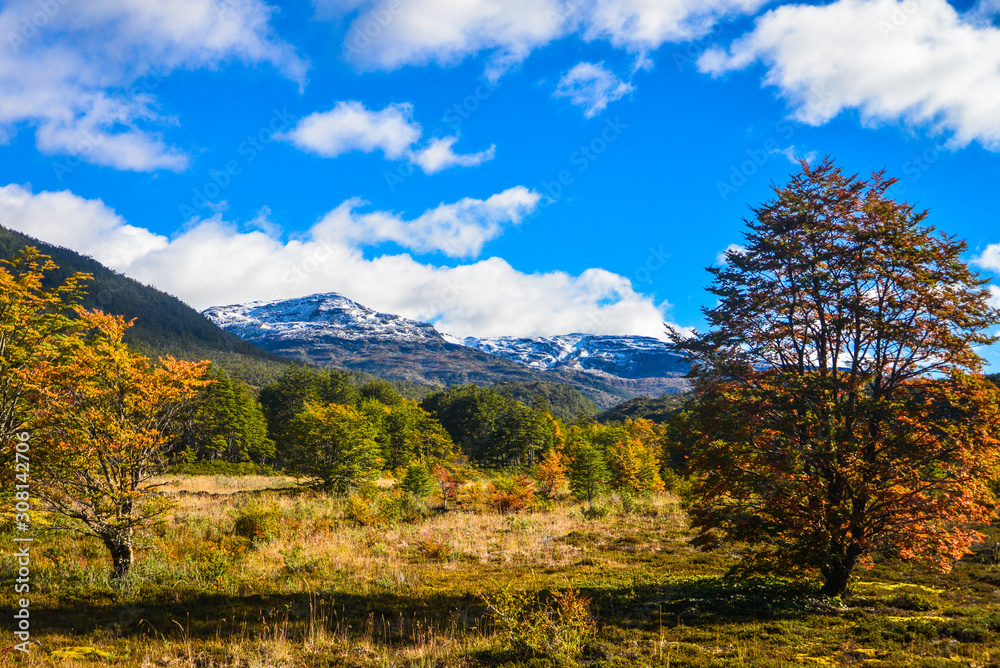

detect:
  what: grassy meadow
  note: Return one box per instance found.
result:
[7,473,1000,667]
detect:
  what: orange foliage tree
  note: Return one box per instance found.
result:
[672,158,1000,596]
[30,310,209,578]
[534,448,568,498]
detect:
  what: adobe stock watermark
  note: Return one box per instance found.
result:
[384,76,499,192]
[670,35,715,73]
[632,245,670,286]
[715,123,795,202]
[51,72,166,182]
[878,0,925,37]
[886,141,948,200]
[6,0,70,55]
[527,116,630,219]
[715,85,830,202]
[178,107,294,221]
[11,431,32,654]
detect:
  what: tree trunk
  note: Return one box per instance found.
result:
[102,534,134,579]
[819,557,855,597]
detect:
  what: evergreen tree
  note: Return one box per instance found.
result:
[259,366,359,446]
[399,462,435,497]
[569,442,610,505]
[360,378,404,405]
[421,384,554,467]
[176,366,274,463]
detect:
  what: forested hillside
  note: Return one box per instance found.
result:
[0,225,291,385]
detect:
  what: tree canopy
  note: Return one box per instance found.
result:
[672,158,1000,596]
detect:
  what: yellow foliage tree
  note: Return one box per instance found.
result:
[605,419,665,496]
[0,247,90,440]
[30,310,210,577]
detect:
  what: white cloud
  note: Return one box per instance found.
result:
[411,136,496,174]
[335,0,769,80]
[971,246,1000,309]
[554,61,633,118]
[313,186,540,257]
[698,0,1000,150]
[280,101,420,159]
[280,101,495,173]
[584,0,770,49]
[973,243,1000,274]
[0,184,168,266]
[967,0,1000,26]
[779,145,818,165]
[989,285,1000,309]
[0,0,305,171]
[0,184,673,339]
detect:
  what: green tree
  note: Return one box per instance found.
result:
[360,378,404,405]
[259,366,359,446]
[360,397,456,471]
[569,442,609,506]
[399,462,435,497]
[284,401,381,493]
[175,366,274,463]
[672,158,1000,596]
[421,385,553,467]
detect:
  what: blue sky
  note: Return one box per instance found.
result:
[1,0,1000,364]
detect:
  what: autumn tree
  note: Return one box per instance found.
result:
[672,158,1000,596]
[30,311,209,578]
[605,419,665,496]
[0,248,90,442]
[534,448,568,498]
[431,463,461,511]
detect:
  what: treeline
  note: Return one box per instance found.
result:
[172,365,680,500]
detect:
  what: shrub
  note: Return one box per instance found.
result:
[344,494,379,526]
[380,492,430,524]
[483,585,594,661]
[581,502,610,521]
[280,546,321,575]
[232,502,278,546]
[488,474,535,514]
[416,532,451,560]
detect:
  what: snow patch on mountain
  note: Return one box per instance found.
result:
[203,293,443,344]
[459,334,688,379]
[203,293,689,381]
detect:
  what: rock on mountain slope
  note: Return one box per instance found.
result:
[203,293,689,407]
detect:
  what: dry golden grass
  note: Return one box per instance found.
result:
[21,474,1000,667]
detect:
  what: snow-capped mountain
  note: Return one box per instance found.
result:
[202,293,443,346]
[202,293,689,404]
[459,334,688,379]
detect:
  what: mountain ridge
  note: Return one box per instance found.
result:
[203,292,690,407]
